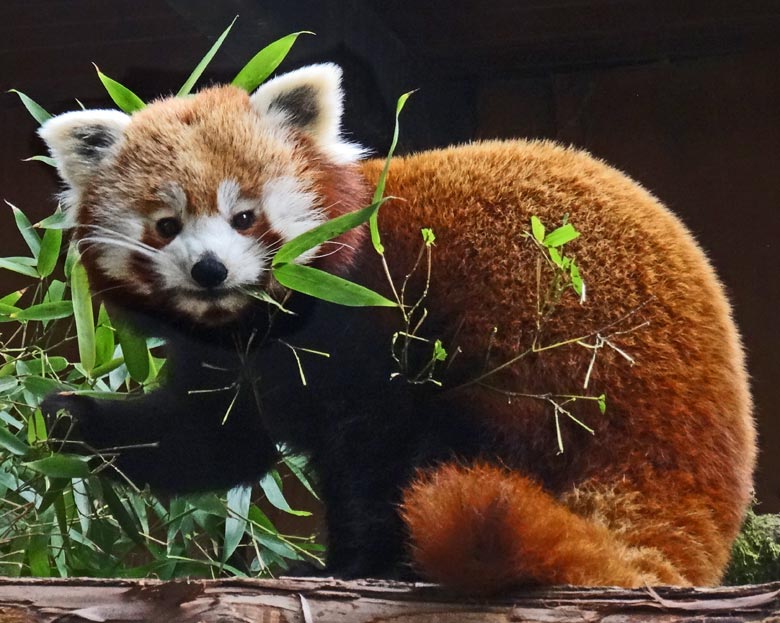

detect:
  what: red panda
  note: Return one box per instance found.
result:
[38,63,755,594]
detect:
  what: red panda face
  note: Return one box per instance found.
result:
[39,65,368,325]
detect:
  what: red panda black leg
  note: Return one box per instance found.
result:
[401,463,689,595]
[307,402,487,581]
[41,385,279,492]
[315,461,413,579]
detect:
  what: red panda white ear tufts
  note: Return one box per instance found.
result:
[39,109,130,193]
[250,63,366,164]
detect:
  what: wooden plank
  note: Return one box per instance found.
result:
[0,577,777,622]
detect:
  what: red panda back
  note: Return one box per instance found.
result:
[360,139,754,590]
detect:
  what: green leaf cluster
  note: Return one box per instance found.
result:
[0,206,321,577]
[725,509,780,584]
[4,25,324,579]
[530,216,585,300]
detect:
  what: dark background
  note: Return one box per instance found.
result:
[1,1,778,511]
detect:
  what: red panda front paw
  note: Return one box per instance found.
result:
[40,392,97,453]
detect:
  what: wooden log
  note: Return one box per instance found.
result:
[0,576,777,623]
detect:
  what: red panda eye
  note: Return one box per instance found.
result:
[231,211,256,231]
[156,217,182,239]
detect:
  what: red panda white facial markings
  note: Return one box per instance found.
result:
[79,202,152,296]
[154,182,188,217]
[166,217,267,286]
[40,64,370,324]
[261,175,325,263]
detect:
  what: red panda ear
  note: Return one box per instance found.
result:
[39,109,130,192]
[250,63,365,163]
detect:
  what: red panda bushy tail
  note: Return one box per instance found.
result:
[400,463,685,594]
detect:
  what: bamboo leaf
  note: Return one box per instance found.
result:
[94,65,145,113]
[543,223,580,248]
[570,259,584,300]
[8,90,52,125]
[101,480,144,546]
[95,305,115,365]
[177,17,237,96]
[232,31,312,92]
[0,427,28,456]
[35,208,69,230]
[37,478,68,514]
[11,301,72,321]
[114,320,149,383]
[260,472,311,516]
[531,216,545,242]
[0,259,38,278]
[432,339,447,362]
[25,455,90,479]
[7,201,41,258]
[273,199,387,267]
[23,375,66,397]
[43,280,66,304]
[20,357,68,376]
[37,227,63,278]
[0,303,22,317]
[0,377,19,393]
[27,534,51,577]
[23,155,56,167]
[273,263,396,307]
[0,289,25,306]
[256,533,299,559]
[90,357,125,378]
[224,484,251,561]
[64,243,81,280]
[548,246,564,268]
[370,91,413,253]
[71,261,95,374]
[282,455,319,499]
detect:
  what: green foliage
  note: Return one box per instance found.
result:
[4,24,329,580]
[725,509,780,584]
[528,217,584,301]
[0,205,321,578]
[94,65,146,113]
[271,199,396,307]
[274,264,396,307]
[177,17,237,97]
[232,32,313,92]
[8,90,51,124]
[370,91,413,254]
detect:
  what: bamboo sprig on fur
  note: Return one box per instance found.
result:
[446,216,653,452]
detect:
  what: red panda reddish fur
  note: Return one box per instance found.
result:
[358,142,755,592]
[38,72,754,594]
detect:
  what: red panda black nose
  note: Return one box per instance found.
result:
[191,255,228,289]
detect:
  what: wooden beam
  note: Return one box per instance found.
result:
[0,577,777,622]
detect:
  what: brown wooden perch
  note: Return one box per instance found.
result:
[0,577,777,622]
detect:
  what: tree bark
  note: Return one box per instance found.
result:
[0,576,777,623]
